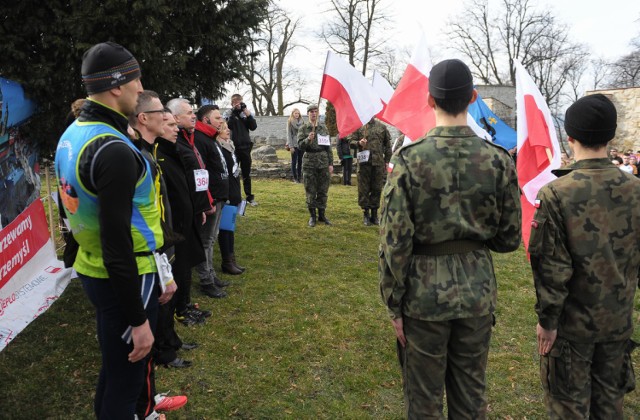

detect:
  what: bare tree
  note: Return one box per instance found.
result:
[447,0,587,107]
[319,0,389,75]
[588,57,611,91]
[243,3,305,115]
[606,35,640,88]
[371,45,411,87]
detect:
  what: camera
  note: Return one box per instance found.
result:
[240,102,247,111]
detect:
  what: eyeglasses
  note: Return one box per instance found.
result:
[136,109,165,117]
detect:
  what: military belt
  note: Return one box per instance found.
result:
[413,240,485,256]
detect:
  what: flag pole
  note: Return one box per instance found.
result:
[315,50,331,133]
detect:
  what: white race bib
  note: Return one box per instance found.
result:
[317,134,330,146]
[194,169,209,192]
[357,150,370,163]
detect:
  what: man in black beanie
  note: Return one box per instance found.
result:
[55,42,175,419]
[379,58,521,418]
[530,94,639,417]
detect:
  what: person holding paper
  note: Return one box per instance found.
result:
[297,104,334,227]
[217,121,246,274]
[349,118,392,226]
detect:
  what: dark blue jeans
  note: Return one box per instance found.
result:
[80,273,159,419]
[291,147,303,181]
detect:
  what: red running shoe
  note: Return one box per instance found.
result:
[154,394,187,412]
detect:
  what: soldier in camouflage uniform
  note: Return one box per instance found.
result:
[298,104,334,227]
[379,59,521,419]
[349,118,392,225]
[530,94,638,418]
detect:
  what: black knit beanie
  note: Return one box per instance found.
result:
[81,42,141,94]
[564,94,617,145]
[429,59,474,100]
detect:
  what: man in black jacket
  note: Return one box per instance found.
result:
[194,105,236,296]
[55,41,171,419]
[224,94,258,206]
[166,98,225,304]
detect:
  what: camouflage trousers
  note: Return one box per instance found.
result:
[399,315,493,419]
[541,337,637,418]
[357,163,385,209]
[303,166,330,209]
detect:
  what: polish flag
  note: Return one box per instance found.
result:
[515,60,561,252]
[320,51,383,138]
[382,33,435,140]
[371,70,394,124]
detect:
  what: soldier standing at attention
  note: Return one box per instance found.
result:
[349,118,392,226]
[379,59,521,418]
[531,94,639,418]
[298,104,334,227]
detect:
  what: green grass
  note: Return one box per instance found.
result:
[2,178,640,418]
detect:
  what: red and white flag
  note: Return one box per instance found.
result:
[320,51,383,138]
[382,33,435,140]
[515,60,561,252]
[371,70,394,124]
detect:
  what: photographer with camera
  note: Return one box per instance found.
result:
[224,94,258,206]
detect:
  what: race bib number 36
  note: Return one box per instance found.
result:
[317,134,330,146]
[194,169,209,192]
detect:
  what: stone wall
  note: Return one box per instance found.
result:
[477,85,516,129]
[251,116,290,147]
[585,87,640,152]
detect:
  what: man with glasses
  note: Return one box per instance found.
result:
[129,90,190,416]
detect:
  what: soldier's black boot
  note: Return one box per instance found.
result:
[370,208,380,225]
[363,209,372,226]
[318,209,331,225]
[308,208,317,227]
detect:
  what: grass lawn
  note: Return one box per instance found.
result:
[1,178,640,418]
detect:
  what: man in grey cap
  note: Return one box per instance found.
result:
[297,104,334,227]
[379,58,521,418]
[531,94,639,417]
[55,42,175,419]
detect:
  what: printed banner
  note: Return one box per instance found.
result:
[0,77,39,228]
[0,199,72,352]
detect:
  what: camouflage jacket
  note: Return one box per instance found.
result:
[348,120,392,166]
[530,158,640,343]
[298,121,333,169]
[379,126,521,320]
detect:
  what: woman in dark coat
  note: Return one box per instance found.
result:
[216,122,245,274]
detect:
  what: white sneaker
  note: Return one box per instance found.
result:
[249,199,259,207]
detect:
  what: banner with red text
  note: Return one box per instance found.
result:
[0,199,72,352]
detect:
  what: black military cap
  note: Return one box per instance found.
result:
[428,59,474,99]
[564,94,617,145]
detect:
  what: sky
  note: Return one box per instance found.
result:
[225,0,640,112]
